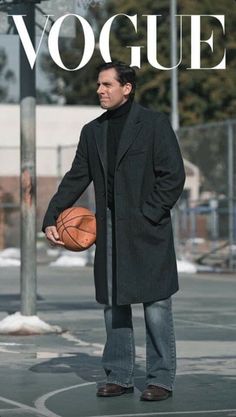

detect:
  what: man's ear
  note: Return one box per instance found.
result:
[124,83,132,96]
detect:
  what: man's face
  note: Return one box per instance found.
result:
[97,68,132,110]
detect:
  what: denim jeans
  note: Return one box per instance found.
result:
[102,300,176,390]
[102,210,176,391]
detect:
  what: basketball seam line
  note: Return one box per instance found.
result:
[57,207,75,224]
[62,225,96,236]
[61,228,84,249]
[57,215,95,230]
[60,212,84,249]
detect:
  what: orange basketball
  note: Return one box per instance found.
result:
[56,207,96,252]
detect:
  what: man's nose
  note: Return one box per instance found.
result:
[97,85,104,94]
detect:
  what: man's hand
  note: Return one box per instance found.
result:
[45,226,65,247]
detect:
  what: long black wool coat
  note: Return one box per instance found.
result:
[42,102,186,305]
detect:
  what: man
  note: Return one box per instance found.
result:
[43,61,185,401]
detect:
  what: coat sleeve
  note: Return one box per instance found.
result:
[141,114,186,224]
[42,125,92,231]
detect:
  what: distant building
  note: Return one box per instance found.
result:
[183,159,201,203]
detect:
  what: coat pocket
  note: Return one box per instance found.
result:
[126,149,147,157]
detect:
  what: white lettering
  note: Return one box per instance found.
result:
[189,15,226,69]
[10,14,50,69]
[99,14,141,67]
[6,13,226,71]
[48,14,95,70]
[145,15,183,70]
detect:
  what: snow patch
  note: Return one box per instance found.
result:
[0,247,20,267]
[0,257,20,266]
[177,259,197,273]
[0,312,62,335]
[50,251,89,267]
[0,248,20,259]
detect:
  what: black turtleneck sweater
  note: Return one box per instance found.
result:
[106,99,132,209]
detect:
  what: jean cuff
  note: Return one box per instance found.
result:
[106,379,134,388]
[146,382,173,391]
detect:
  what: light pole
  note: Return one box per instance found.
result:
[19,2,37,315]
[170,0,181,256]
[170,0,179,132]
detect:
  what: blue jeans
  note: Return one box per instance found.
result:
[102,209,176,390]
[102,299,176,390]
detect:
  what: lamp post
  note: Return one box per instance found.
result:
[19,2,37,315]
[170,0,179,132]
[170,0,181,256]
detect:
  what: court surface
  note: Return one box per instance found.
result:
[0,266,235,417]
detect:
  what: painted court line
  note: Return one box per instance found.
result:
[0,410,36,415]
[34,382,95,416]
[88,409,236,417]
[175,318,236,331]
[0,395,60,417]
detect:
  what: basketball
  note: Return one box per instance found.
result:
[56,207,96,252]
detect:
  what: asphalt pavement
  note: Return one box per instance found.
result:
[0,266,236,417]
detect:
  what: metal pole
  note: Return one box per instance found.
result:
[170,0,179,131]
[20,3,37,315]
[228,122,234,270]
[210,199,219,251]
[0,188,5,250]
[57,145,62,186]
[170,0,180,256]
[190,209,196,254]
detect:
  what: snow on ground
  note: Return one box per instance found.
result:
[177,258,197,273]
[0,247,197,272]
[0,248,20,259]
[0,257,20,266]
[0,248,20,267]
[49,250,90,267]
[52,252,198,273]
[49,246,95,267]
[50,254,87,267]
[0,312,62,335]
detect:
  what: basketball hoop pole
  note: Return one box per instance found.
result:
[19,2,37,316]
[0,1,64,333]
[0,0,46,317]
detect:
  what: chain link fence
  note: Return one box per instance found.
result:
[0,119,236,270]
[176,119,236,270]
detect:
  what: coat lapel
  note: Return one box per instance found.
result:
[115,102,142,169]
[94,116,108,180]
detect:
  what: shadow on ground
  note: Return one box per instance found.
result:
[30,352,146,390]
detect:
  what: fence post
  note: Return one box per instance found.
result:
[0,188,5,250]
[210,198,219,250]
[228,122,234,270]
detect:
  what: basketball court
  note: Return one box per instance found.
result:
[0,266,235,417]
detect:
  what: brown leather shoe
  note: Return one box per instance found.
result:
[97,383,134,397]
[140,385,172,401]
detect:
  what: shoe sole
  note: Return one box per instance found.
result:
[140,392,172,401]
[97,387,134,397]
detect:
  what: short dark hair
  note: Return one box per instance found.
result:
[97,61,136,100]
